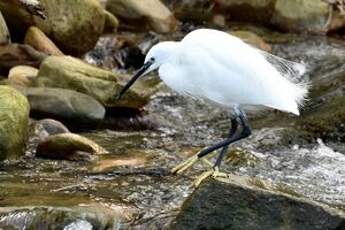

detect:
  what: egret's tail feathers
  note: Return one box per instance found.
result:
[259,50,307,83]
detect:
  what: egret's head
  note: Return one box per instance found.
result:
[117,41,177,100]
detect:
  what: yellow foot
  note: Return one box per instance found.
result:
[171,149,217,175]
[193,167,229,187]
[171,155,198,174]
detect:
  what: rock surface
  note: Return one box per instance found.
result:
[272,0,331,33]
[172,176,345,230]
[0,44,47,72]
[35,56,155,108]
[36,133,107,160]
[0,86,30,160]
[103,10,119,33]
[0,0,105,55]
[106,0,177,33]
[24,26,63,56]
[0,204,121,229]
[8,65,38,87]
[0,11,10,44]
[18,87,106,122]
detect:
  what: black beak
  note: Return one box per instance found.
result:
[116,59,154,100]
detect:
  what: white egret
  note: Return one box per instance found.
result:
[117,29,309,186]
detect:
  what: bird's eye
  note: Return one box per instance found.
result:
[150,57,155,62]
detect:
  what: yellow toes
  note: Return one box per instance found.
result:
[171,155,198,174]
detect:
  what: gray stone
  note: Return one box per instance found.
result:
[18,86,105,121]
[172,176,345,230]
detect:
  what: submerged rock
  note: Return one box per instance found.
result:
[0,86,30,160]
[24,26,63,56]
[0,11,10,44]
[0,204,121,229]
[106,0,177,33]
[8,65,38,87]
[17,87,106,122]
[35,56,156,108]
[36,133,107,161]
[172,176,345,230]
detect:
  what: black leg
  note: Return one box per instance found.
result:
[197,108,252,160]
[213,117,239,168]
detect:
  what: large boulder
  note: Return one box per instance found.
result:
[172,176,345,230]
[106,0,177,33]
[0,86,30,160]
[35,56,156,108]
[272,0,332,33]
[17,87,106,122]
[0,11,10,44]
[0,0,105,55]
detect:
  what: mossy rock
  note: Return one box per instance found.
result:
[35,56,156,108]
[0,86,30,160]
[272,0,330,33]
[0,0,105,55]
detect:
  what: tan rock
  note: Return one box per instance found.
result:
[231,30,272,52]
[106,0,177,33]
[103,10,119,33]
[36,133,107,160]
[0,11,10,44]
[8,65,38,87]
[24,26,63,56]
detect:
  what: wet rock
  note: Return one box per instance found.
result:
[106,0,177,33]
[24,26,63,56]
[0,86,30,160]
[167,0,275,25]
[0,0,105,55]
[33,118,70,141]
[272,0,331,33]
[0,44,47,73]
[17,87,106,122]
[0,204,121,229]
[0,11,10,44]
[172,176,345,230]
[36,133,107,160]
[35,56,156,108]
[231,30,272,52]
[8,65,38,87]
[103,10,119,33]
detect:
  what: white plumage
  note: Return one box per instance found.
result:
[145,29,309,115]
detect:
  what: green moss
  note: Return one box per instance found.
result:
[0,86,30,160]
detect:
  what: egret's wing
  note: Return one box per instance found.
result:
[180,29,309,114]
